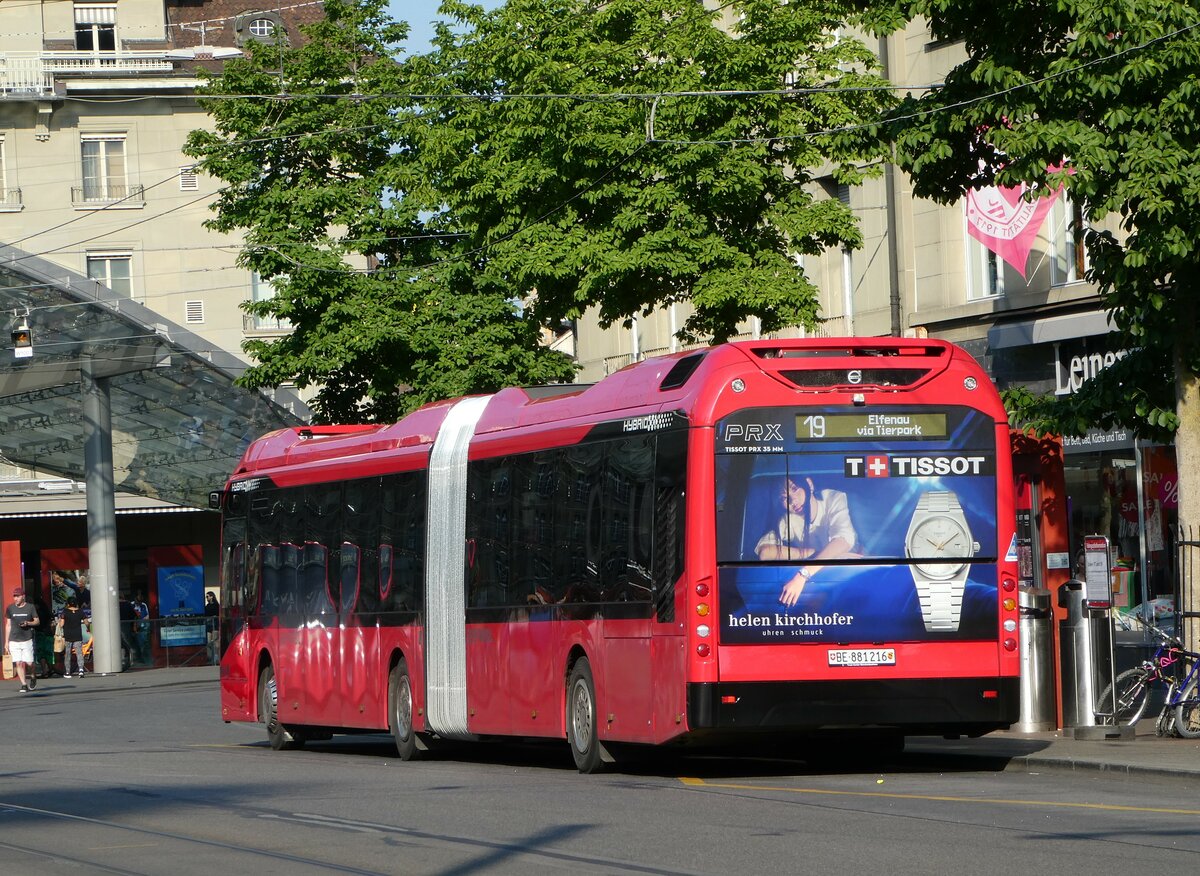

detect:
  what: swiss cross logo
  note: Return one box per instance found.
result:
[846,455,890,477]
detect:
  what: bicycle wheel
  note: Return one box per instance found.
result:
[1173,675,1200,738]
[1094,667,1152,726]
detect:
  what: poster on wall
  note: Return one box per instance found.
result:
[49,569,91,616]
[716,406,1000,644]
[156,565,204,617]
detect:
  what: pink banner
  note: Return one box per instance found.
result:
[965,182,1062,279]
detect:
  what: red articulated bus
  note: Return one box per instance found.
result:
[215,338,1019,771]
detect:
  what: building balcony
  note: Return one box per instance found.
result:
[0,50,174,97]
[243,313,292,334]
[0,188,22,211]
[71,184,146,208]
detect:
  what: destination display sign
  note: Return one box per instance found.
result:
[795,412,948,441]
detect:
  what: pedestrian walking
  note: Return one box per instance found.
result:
[5,587,41,692]
[58,598,90,678]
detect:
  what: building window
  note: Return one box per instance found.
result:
[0,137,15,209]
[1050,195,1087,286]
[74,3,117,52]
[87,251,132,297]
[966,237,1005,300]
[185,300,205,324]
[250,272,291,331]
[235,12,286,46]
[249,18,277,37]
[80,135,127,201]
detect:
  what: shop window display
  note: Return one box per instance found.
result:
[1063,444,1178,624]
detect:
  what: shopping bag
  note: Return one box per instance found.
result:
[54,635,66,653]
[2,654,12,680]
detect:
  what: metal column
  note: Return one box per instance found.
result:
[82,360,121,675]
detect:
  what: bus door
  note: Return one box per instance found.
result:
[336,477,378,729]
[218,509,253,722]
[596,435,659,744]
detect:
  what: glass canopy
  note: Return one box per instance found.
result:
[0,244,307,508]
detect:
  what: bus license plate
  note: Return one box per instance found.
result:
[828,648,896,667]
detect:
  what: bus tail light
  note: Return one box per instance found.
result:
[696,643,710,657]
[1003,638,1017,651]
[695,581,710,597]
[696,603,710,617]
[696,624,710,638]
[1002,597,1016,611]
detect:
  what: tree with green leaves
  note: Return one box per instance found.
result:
[862,1,1200,642]
[186,0,576,422]
[187,0,896,421]
[404,0,895,345]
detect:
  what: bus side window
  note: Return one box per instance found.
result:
[512,453,557,605]
[599,436,655,602]
[654,430,688,622]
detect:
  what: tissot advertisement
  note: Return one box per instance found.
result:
[716,406,999,643]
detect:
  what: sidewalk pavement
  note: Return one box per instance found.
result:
[6,666,1199,779]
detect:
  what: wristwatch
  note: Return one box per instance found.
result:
[905,491,980,631]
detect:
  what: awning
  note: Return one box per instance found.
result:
[0,244,307,509]
[987,309,1115,349]
[74,4,117,25]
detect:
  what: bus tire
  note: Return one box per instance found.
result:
[567,658,606,774]
[259,665,303,751]
[389,660,420,760]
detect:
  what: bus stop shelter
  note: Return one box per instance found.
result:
[0,243,307,673]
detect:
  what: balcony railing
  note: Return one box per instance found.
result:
[39,50,175,75]
[1,50,174,97]
[0,188,22,210]
[243,312,293,334]
[0,55,54,97]
[71,183,145,206]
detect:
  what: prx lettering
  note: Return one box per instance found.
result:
[724,423,785,442]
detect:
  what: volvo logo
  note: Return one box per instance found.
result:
[847,370,862,384]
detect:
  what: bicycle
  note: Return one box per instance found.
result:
[1093,620,1200,738]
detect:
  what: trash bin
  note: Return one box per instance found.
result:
[1017,587,1054,732]
[1058,577,1113,728]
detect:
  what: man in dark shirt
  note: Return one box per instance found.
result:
[119,598,137,669]
[5,587,40,692]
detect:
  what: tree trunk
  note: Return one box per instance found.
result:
[1176,338,1200,650]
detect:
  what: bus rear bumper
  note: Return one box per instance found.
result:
[687,677,1020,736]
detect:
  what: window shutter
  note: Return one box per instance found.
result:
[179,166,199,191]
[185,300,204,323]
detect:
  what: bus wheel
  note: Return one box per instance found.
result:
[259,666,303,751]
[389,660,419,760]
[567,658,605,773]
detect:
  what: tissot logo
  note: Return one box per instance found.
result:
[723,423,785,442]
[845,454,992,477]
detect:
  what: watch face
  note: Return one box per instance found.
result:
[907,515,972,578]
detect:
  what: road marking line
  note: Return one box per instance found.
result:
[677,777,1200,815]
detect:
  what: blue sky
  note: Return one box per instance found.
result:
[390,0,503,52]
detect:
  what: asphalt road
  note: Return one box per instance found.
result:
[2,674,1198,875]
